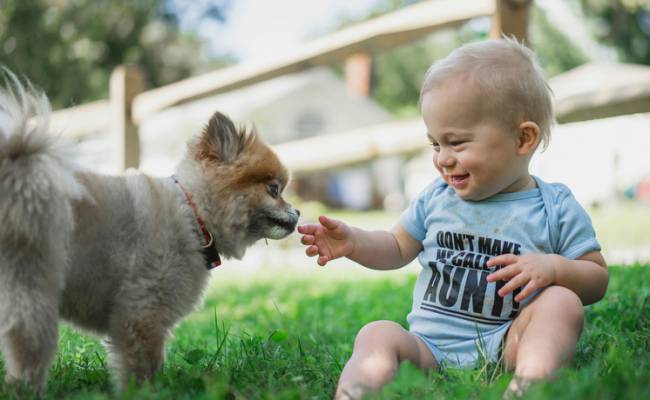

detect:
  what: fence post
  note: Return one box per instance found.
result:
[345,53,373,97]
[490,0,532,43]
[110,65,144,171]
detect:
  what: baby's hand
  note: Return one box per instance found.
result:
[297,215,355,266]
[486,253,561,302]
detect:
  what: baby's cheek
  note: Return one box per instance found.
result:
[432,154,442,172]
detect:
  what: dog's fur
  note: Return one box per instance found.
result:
[0,72,299,390]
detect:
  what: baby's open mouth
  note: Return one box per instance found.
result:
[448,174,470,188]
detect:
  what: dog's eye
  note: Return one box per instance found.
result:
[267,183,280,198]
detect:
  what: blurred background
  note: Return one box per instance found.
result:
[2,0,650,275]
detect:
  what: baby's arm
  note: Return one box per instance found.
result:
[298,215,422,270]
[549,251,608,304]
[486,251,608,305]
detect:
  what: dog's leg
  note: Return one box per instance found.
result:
[0,292,59,392]
[0,248,65,393]
[106,313,168,388]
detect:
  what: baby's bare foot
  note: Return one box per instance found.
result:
[503,375,534,399]
[335,383,372,400]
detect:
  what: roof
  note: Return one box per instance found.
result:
[550,62,650,123]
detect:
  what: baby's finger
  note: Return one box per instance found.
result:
[317,255,329,266]
[515,282,536,302]
[486,254,519,268]
[498,274,528,297]
[487,264,519,282]
[305,245,319,257]
[297,224,319,235]
[318,215,339,230]
[301,235,314,245]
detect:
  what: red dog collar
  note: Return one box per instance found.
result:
[171,175,221,269]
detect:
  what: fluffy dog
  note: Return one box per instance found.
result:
[0,72,300,390]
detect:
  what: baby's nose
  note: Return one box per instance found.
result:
[437,149,455,166]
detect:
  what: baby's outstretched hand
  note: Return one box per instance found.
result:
[297,215,355,266]
[486,253,560,302]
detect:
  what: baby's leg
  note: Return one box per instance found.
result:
[335,320,437,400]
[502,286,584,396]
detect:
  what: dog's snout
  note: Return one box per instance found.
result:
[287,207,300,219]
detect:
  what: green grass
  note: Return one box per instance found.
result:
[0,266,649,399]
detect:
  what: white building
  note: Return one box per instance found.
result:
[71,67,400,209]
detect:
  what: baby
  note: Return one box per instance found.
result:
[298,38,608,399]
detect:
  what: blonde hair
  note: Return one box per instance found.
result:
[420,37,554,150]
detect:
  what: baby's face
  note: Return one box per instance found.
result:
[421,81,530,201]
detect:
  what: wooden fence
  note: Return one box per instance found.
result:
[48,0,650,174]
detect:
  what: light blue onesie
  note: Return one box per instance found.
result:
[399,176,600,368]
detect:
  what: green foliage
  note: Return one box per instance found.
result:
[371,30,477,116]
[346,1,592,115]
[0,0,230,108]
[0,266,648,399]
[530,7,589,77]
[580,0,650,64]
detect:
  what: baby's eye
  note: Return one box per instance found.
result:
[430,142,440,151]
[449,140,466,146]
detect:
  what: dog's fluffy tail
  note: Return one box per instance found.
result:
[0,70,82,248]
[0,69,81,370]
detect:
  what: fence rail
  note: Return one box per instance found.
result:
[48,61,650,174]
[131,0,495,124]
[51,100,110,139]
[49,0,650,174]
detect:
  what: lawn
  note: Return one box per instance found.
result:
[0,264,648,400]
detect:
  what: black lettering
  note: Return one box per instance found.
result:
[513,244,521,255]
[473,253,485,270]
[478,237,493,254]
[444,232,453,249]
[491,280,507,317]
[502,241,514,254]
[451,251,465,267]
[424,262,441,302]
[481,255,490,269]
[462,253,475,269]
[465,234,475,251]
[460,270,489,313]
[491,239,503,256]
[453,233,465,250]
[512,287,521,310]
[438,265,466,307]
[436,231,444,247]
[477,254,493,270]
[509,288,522,319]
[436,249,448,261]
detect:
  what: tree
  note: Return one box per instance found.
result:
[530,5,589,77]
[334,0,590,116]
[580,0,650,65]
[0,0,231,108]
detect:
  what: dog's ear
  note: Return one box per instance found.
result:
[196,111,256,163]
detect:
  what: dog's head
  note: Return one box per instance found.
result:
[181,111,299,258]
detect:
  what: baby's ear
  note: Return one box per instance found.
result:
[517,121,541,156]
[196,111,256,163]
